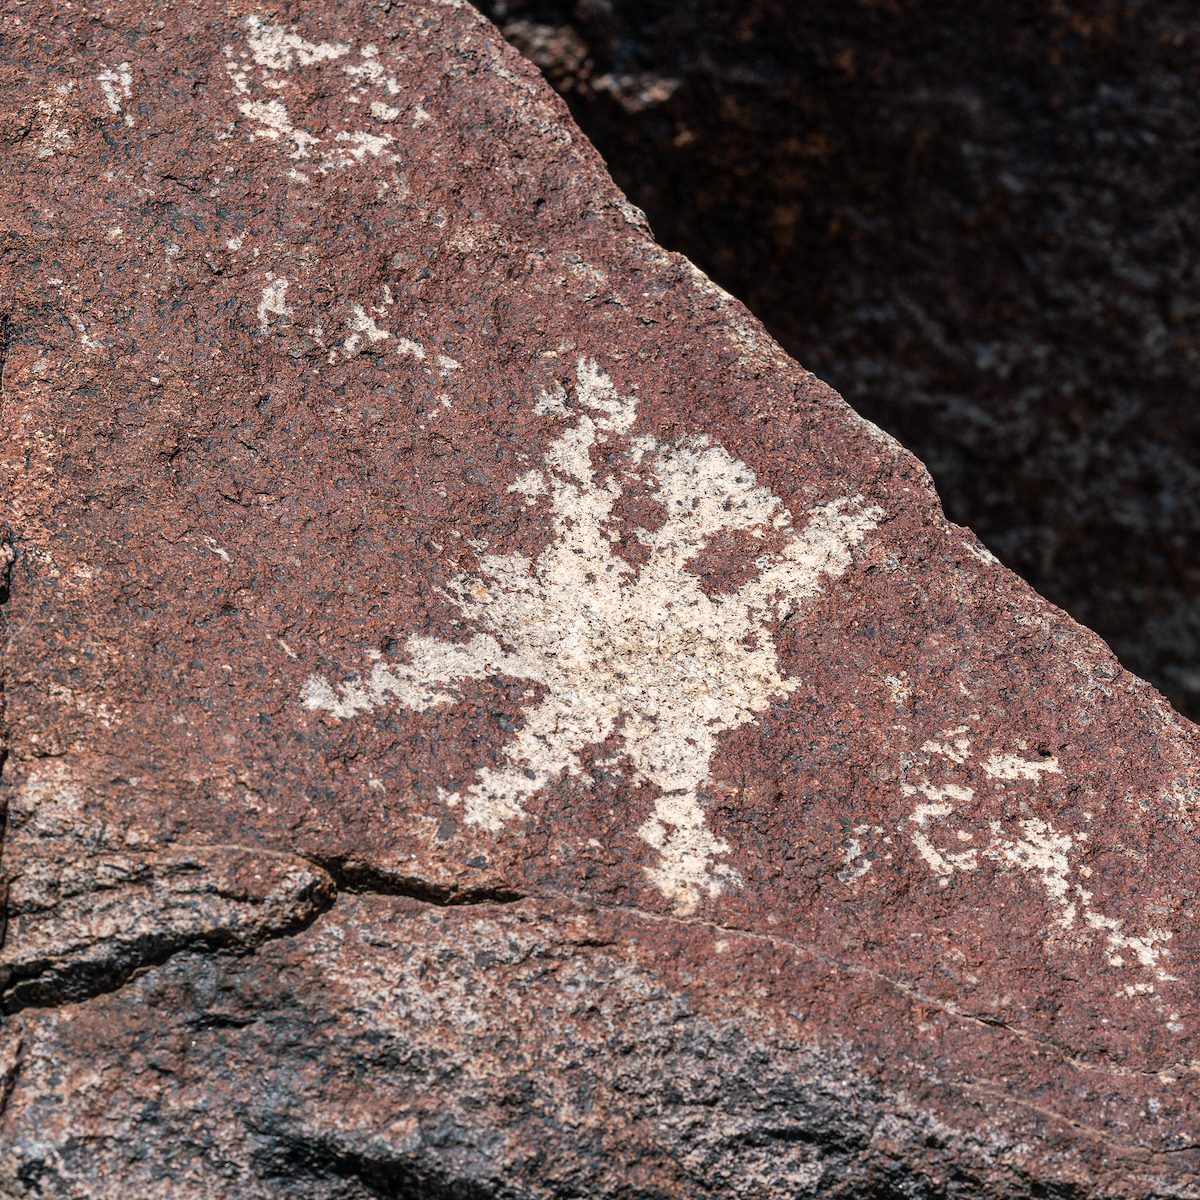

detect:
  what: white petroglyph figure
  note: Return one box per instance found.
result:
[225,19,399,175]
[303,359,882,911]
[900,733,1178,992]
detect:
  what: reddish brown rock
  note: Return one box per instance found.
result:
[0,2,1198,1197]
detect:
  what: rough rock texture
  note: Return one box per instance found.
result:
[1,2,1199,1197]
[479,0,1200,719]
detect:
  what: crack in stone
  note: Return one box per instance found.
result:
[1,908,327,1016]
[4,843,1195,1170]
[14,849,1192,1100]
[0,841,527,1015]
[528,887,1200,1088]
[0,854,336,1015]
[306,855,526,907]
[7,844,1193,1102]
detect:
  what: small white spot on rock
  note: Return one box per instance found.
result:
[963,539,1000,565]
[839,826,882,885]
[326,129,394,168]
[97,62,133,125]
[67,313,99,351]
[202,536,231,563]
[257,276,291,333]
[906,791,979,884]
[342,304,390,357]
[921,726,972,764]
[238,98,318,158]
[394,337,426,361]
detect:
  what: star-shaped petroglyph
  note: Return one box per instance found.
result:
[302,359,882,911]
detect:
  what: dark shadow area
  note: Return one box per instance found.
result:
[480,0,1200,719]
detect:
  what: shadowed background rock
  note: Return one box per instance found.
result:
[1,2,1199,1197]
[479,0,1200,719]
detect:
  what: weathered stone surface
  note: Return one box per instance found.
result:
[479,0,1200,719]
[0,2,1198,1197]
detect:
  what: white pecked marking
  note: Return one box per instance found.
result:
[900,729,1177,991]
[302,359,881,912]
[96,63,134,125]
[257,276,291,332]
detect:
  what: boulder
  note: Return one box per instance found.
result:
[0,2,1197,1196]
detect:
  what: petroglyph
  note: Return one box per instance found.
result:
[900,730,1177,990]
[225,19,406,176]
[982,752,1063,782]
[303,359,882,911]
[243,15,349,70]
[839,824,888,885]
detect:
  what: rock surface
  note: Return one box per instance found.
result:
[1,2,1199,1196]
[479,0,1200,719]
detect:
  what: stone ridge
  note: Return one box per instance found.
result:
[0,1,1197,1197]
